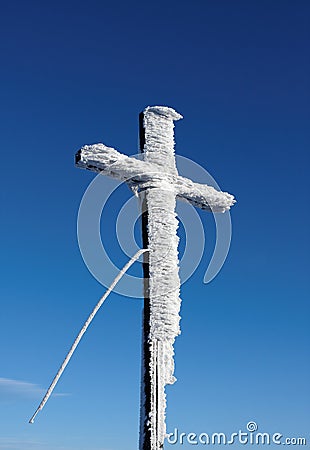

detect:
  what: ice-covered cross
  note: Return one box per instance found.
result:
[75,106,235,450]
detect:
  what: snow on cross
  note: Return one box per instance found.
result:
[75,106,235,450]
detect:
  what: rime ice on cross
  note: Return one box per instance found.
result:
[75,106,235,450]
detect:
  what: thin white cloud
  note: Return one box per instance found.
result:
[0,377,68,401]
[0,438,45,450]
[0,440,77,450]
[0,439,107,450]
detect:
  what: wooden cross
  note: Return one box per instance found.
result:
[75,106,235,450]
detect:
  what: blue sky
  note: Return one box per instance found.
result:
[0,1,309,449]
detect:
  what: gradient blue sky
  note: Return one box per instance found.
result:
[0,1,309,449]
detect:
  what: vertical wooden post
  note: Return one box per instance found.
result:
[138,108,182,450]
[139,110,155,450]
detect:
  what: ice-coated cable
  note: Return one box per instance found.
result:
[29,248,148,424]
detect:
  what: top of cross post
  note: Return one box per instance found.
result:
[143,106,183,121]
